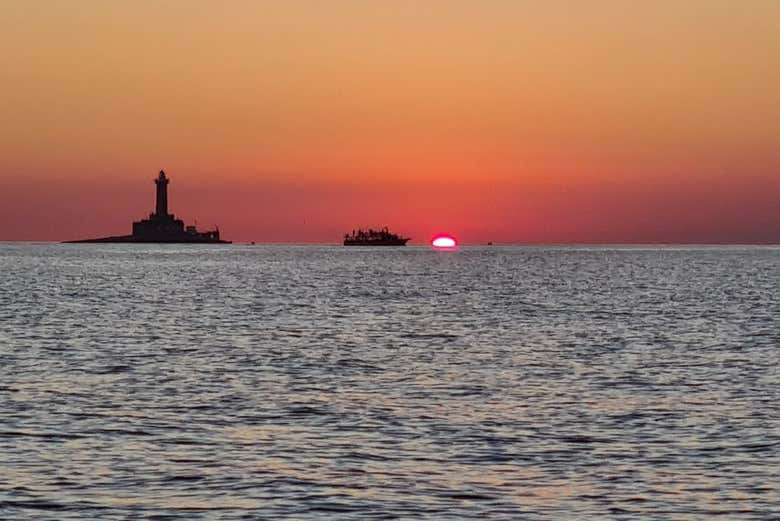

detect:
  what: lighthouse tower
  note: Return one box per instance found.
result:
[131,169,186,237]
[154,170,170,218]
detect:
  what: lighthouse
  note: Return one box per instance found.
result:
[155,170,170,218]
[64,169,229,243]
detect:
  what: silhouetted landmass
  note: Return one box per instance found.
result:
[65,171,230,244]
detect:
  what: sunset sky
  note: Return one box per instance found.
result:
[1,1,779,243]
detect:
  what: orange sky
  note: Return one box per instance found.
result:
[1,1,779,243]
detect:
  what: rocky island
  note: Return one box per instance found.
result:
[66,170,230,243]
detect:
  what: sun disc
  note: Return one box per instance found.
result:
[431,234,458,249]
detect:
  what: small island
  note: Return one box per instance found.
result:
[65,170,230,243]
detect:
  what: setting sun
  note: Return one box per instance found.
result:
[431,234,458,249]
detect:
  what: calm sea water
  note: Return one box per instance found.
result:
[1,243,779,520]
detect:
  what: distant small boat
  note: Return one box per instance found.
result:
[344,227,409,246]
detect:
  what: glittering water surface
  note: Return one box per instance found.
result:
[1,244,779,520]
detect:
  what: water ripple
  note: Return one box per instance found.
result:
[1,244,779,519]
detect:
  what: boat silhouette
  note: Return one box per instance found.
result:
[344,227,409,246]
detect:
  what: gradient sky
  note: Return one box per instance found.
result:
[1,1,779,243]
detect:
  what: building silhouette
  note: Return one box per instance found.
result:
[66,170,229,243]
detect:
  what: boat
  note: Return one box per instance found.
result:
[343,227,409,246]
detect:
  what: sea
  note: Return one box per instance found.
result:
[1,243,778,520]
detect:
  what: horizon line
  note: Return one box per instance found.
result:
[2,240,779,247]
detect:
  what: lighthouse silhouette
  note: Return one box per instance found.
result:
[64,170,229,243]
[154,170,170,218]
